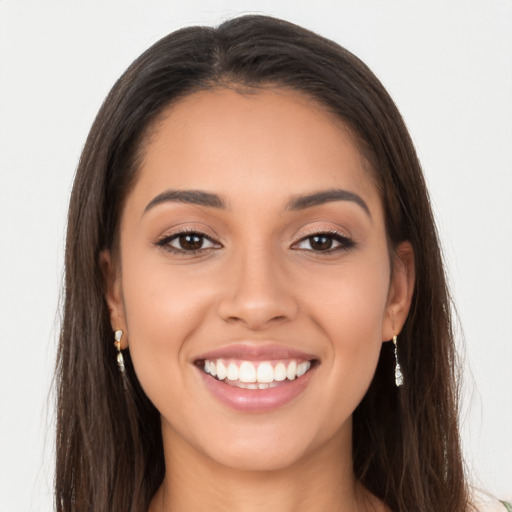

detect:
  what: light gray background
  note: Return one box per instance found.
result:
[1,1,511,510]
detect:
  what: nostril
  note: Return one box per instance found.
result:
[216,266,299,328]
[223,313,289,330]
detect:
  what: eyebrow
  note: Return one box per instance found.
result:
[286,189,371,217]
[143,189,226,214]
[143,187,370,218]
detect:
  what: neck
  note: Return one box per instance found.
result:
[150,423,383,512]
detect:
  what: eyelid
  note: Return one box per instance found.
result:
[155,227,222,254]
[295,226,350,240]
[291,228,355,253]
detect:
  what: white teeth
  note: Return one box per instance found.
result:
[203,358,313,385]
[274,362,287,381]
[297,361,310,377]
[238,382,258,390]
[216,360,227,380]
[256,362,274,383]
[239,361,256,383]
[286,361,297,380]
[227,363,239,381]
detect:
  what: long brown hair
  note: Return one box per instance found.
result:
[56,15,471,512]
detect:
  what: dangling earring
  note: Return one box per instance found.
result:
[114,330,125,372]
[393,335,403,387]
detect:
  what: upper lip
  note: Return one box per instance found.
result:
[194,343,318,362]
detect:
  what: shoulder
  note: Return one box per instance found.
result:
[477,504,511,512]
[477,502,512,512]
[473,489,512,511]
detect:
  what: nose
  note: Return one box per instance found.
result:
[217,247,299,330]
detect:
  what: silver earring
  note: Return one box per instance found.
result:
[114,330,125,372]
[393,335,403,387]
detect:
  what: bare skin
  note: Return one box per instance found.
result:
[102,88,414,512]
[149,424,386,512]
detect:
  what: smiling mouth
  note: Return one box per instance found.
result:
[197,358,317,389]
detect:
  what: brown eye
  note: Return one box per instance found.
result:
[308,235,333,251]
[157,231,219,253]
[293,232,354,253]
[177,233,204,251]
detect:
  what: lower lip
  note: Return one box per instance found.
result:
[198,367,315,413]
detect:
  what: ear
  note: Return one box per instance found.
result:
[382,241,415,341]
[99,249,128,349]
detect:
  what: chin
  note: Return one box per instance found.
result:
[203,439,313,473]
[183,414,350,474]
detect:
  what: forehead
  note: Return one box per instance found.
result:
[131,88,381,214]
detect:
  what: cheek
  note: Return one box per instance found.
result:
[301,251,390,332]
[119,251,217,401]
[298,254,390,388]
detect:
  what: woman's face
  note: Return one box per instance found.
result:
[105,88,413,472]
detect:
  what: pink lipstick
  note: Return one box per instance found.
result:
[194,344,318,413]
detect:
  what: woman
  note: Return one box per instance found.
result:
[55,14,503,512]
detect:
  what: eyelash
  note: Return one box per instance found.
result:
[155,229,221,255]
[292,230,355,254]
[156,228,355,256]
